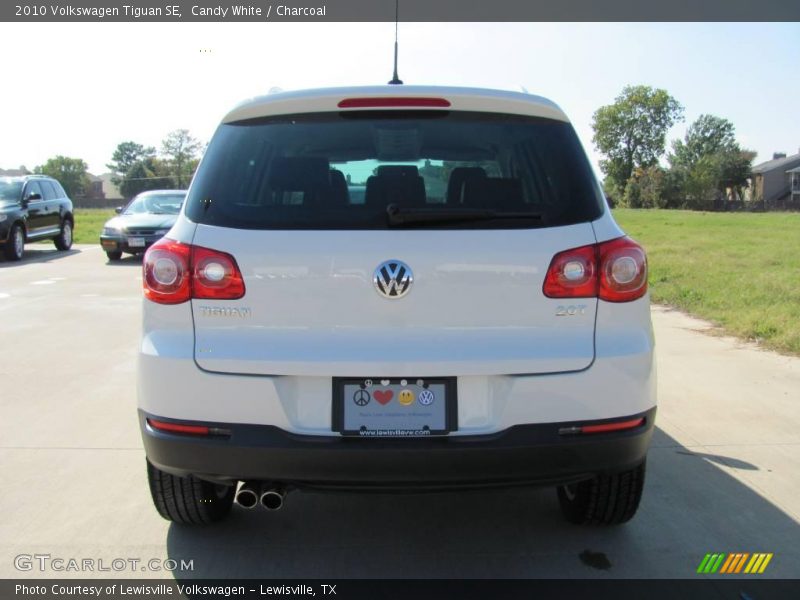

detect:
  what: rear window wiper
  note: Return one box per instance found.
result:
[386,203,542,227]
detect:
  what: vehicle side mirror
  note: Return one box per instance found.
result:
[25,193,42,202]
[115,206,123,214]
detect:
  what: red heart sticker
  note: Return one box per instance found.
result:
[374,390,394,405]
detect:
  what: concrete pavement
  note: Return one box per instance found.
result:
[1,245,798,579]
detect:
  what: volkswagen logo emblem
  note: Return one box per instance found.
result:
[373,260,413,299]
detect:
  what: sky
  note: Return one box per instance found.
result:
[1,22,798,177]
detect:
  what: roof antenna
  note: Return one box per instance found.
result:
[388,0,403,85]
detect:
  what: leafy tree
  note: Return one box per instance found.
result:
[668,115,755,209]
[106,141,156,187]
[119,157,175,199]
[592,85,684,193]
[675,149,755,210]
[160,129,202,188]
[602,177,623,208]
[669,114,737,170]
[35,156,90,198]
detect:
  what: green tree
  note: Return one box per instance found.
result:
[106,141,156,187]
[668,115,755,209]
[592,85,684,193]
[602,177,623,208]
[678,149,756,210]
[160,129,202,188]
[669,114,737,169]
[119,157,175,199]
[35,156,90,198]
[621,166,668,209]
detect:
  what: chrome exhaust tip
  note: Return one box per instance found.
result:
[259,486,285,511]
[235,483,259,509]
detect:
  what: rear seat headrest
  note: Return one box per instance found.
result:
[462,177,523,209]
[268,157,330,189]
[447,167,487,204]
[376,165,420,178]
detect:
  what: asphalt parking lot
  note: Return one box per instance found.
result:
[1,244,799,580]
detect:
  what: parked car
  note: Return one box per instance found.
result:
[139,86,655,526]
[0,175,74,261]
[100,190,186,261]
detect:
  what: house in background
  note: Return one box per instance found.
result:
[751,150,800,210]
[84,173,106,200]
[0,166,31,177]
[98,172,123,201]
[789,166,800,207]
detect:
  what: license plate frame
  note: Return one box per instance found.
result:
[332,377,457,437]
[127,237,146,248]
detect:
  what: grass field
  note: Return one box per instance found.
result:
[67,208,800,355]
[614,209,800,355]
[72,208,116,244]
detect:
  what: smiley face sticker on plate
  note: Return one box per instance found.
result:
[398,389,415,406]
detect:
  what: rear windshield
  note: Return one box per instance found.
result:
[125,193,185,215]
[186,111,604,229]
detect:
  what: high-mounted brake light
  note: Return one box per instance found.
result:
[143,238,245,304]
[543,237,647,303]
[337,97,451,109]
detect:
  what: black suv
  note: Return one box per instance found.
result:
[0,175,74,261]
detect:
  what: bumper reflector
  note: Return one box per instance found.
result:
[147,418,210,436]
[559,417,645,436]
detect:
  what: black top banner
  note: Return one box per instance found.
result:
[4,0,800,22]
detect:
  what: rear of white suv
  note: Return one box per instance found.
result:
[138,86,656,526]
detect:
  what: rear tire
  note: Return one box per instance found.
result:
[106,250,123,261]
[557,460,646,525]
[146,460,234,524]
[3,224,24,261]
[54,219,73,251]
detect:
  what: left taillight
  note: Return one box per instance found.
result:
[143,238,245,304]
[143,239,191,304]
[543,236,648,303]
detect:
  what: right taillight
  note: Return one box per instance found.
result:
[192,246,246,300]
[143,238,245,304]
[543,236,647,303]
[597,237,648,302]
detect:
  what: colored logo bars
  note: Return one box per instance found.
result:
[696,552,773,574]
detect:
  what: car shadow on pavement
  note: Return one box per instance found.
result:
[104,254,143,266]
[0,247,80,267]
[165,427,800,579]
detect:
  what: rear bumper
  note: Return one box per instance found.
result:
[100,234,160,254]
[140,407,656,489]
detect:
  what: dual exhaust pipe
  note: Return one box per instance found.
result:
[235,482,286,511]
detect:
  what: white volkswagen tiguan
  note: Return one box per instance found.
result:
[138,86,656,526]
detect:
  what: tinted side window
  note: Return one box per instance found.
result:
[40,181,58,200]
[53,181,68,198]
[24,181,43,200]
[187,111,604,230]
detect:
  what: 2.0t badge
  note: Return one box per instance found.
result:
[373,260,413,299]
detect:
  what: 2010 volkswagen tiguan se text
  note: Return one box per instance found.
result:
[138,86,656,526]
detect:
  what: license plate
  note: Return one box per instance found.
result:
[333,377,456,437]
[128,237,145,248]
